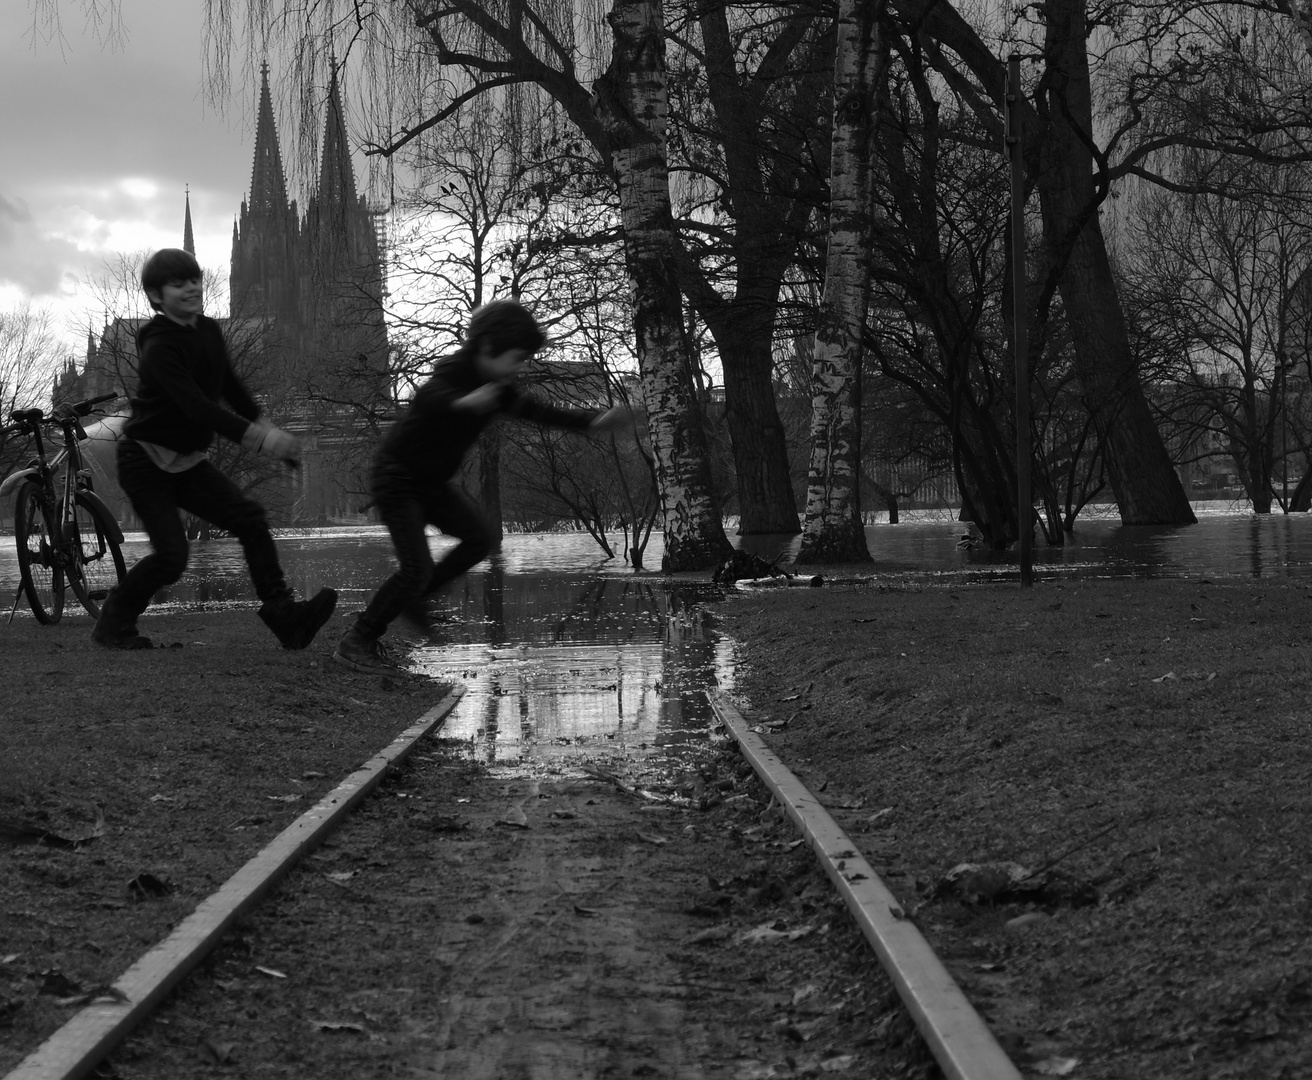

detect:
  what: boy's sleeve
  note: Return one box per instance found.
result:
[221,365,262,424]
[502,386,599,432]
[138,338,254,445]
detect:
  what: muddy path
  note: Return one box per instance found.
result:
[106,740,937,1080]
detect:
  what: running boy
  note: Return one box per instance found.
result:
[92,247,337,650]
[334,298,630,673]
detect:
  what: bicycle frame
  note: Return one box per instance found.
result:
[3,393,126,623]
[0,418,124,549]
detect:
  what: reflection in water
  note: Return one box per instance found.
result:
[414,567,727,768]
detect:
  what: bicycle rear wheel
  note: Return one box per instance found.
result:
[64,492,127,618]
[14,481,64,624]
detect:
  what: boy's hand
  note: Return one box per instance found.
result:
[243,420,302,465]
[590,407,635,435]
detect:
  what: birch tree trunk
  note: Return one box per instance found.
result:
[592,0,731,572]
[795,0,882,564]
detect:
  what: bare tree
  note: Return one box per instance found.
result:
[0,301,71,478]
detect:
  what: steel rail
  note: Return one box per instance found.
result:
[5,687,465,1080]
[710,693,1023,1080]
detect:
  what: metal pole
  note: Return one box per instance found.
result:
[1006,54,1033,587]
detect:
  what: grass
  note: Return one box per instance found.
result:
[0,608,447,1074]
[715,574,1312,1080]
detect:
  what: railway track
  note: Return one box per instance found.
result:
[7,687,1021,1080]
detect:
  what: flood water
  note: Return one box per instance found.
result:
[4,506,1311,774]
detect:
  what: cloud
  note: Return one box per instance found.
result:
[0,189,82,297]
[0,192,34,228]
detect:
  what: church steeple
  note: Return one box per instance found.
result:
[317,64,358,214]
[230,61,300,322]
[249,63,290,219]
[183,186,195,254]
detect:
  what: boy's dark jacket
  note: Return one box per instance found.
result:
[125,314,259,451]
[378,346,599,483]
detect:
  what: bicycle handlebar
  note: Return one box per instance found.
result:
[8,392,122,430]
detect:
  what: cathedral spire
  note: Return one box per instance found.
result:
[249,62,290,218]
[317,63,358,214]
[183,185,195,254]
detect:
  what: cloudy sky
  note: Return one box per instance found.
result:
[0,1,339,355]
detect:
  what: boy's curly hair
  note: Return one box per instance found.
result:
[465,299,546,356]
[141,248,202,310]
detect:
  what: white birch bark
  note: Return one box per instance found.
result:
[592,0,730,572]
[796,0,883,564]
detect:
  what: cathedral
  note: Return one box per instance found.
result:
[59,64,391,526]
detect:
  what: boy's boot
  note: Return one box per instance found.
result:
[333,624,401,674]
[91,593,152,650]
[259,588,339,650]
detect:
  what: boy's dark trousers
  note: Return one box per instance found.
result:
[356,461,492,638]
[108,440,292,619]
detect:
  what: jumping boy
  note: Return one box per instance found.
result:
[92,247,337,650]
[333,298,630,673]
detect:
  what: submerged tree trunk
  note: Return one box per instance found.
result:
[1038,0,1195,526]
[593,0,731,572]
[796,0,881,564]
[712,307,801,534]
[476,425,504,550]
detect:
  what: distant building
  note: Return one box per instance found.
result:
[59,64,391,526]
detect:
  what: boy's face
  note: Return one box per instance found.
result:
[147,277,203,326]
[475,346,531,383]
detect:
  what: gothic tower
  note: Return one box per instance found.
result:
[230,64,300,326]
[224,62,389,523]
[300,65,388,388]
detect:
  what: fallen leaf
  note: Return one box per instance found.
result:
[1,954,18,965]
[201,1039,236,1064]
[637,832,668,845]
[37,970,82,997]
[325,871,356,885]
[792,983,820,1006]
[573,904,601,917]
[820,1055,857,1073]
[266,794,302,803]
[1034,1057,1079,1076]
[254,966,287,979]
[688,925,733,945]
[737,923,816,945]
[497,805,529,829]
[310,1020,365,1035]
[1151,671,1177,682]
[127,873,171,900]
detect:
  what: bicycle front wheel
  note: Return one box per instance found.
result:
[64,492,127,618]
[14,481,65,624]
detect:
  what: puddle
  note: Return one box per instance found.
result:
[404,572,731,776]
[0,530,735,780]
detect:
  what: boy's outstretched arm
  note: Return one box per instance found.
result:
[589,406,636,435]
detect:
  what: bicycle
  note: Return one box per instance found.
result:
[1,392,127,623]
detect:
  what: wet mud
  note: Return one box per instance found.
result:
[110,740,938,1079]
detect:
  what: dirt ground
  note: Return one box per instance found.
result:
[0,609,934,1080]
[103,742,935,1080]
[6,573,1311,1080]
